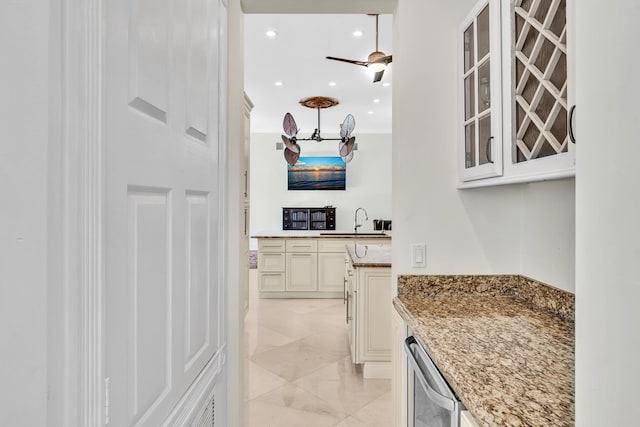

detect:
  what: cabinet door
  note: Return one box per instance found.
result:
[459,0,574,187]
[357,269,392,362]
[286,253,317,291]
[503,0,574,179]
[458,0,503,182]
[318,252,347,292]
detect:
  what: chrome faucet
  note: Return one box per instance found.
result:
[354,207,369,233]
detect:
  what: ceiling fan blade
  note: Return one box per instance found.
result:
[326,56,368,67]
[339,136,356,157]
[340,114,356,139]
[283,112,299,138]
[281,135,299,153]
[342,150,354,164]
[284,146,300,166]
[373,69,385,83]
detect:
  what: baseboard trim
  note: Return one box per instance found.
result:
[363,361,392,379]
[162,350,223,426]
[259,291,342,299]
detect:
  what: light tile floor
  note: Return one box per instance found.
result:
[244,269,391,427]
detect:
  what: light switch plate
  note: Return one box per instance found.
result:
[411,243,426,268]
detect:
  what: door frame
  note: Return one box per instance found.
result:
[48,0,105,424]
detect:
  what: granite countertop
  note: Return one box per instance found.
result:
[394,275,574,427]
[252,230,391,239]
[346,244,391,267]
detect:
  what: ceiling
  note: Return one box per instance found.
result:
[241,0,395,14]
[244,13,393,134]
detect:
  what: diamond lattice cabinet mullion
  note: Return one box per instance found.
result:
[513,0,568,162]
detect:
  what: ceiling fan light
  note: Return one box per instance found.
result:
[368,62,386,72]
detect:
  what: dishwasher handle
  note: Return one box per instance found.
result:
[404,336,458,412]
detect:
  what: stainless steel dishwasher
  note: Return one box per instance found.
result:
[404,336,464,427]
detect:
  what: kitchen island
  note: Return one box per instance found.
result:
[394,275,574,427]
[252,230,390,298]
[345,243,392,378]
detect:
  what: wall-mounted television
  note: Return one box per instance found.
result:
[287,156,346,191]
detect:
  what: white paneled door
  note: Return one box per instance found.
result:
[104,0,223,425]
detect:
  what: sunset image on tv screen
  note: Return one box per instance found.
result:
[287,157,346,191]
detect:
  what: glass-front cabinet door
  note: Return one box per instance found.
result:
[458,0,575,187]
[458,0,503,182]
[504,0,575,180]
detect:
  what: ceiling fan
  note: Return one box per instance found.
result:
[326,14,393,83]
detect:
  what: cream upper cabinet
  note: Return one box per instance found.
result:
[458,0,575,187]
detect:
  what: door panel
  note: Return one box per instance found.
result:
[105,0,222,424]
[185,192,210,369]
[128,190,172,422]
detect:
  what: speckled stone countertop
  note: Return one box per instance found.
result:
[345,244,391,267]
[394,275,574,427]
[251,230,391,239]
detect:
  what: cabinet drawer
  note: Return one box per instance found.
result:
[259,273,285,292]
[286,239,318,252]
[259,239,286,252]
[258,253,285,272]
[318,239,348,253]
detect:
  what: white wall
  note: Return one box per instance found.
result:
[0,0,50,424]
[249,132,392,241]
[392,0,575,293]
[575,1,640,425]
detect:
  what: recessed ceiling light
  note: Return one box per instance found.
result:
[329,82,337,86]
[353,30,363,37]
[274,81,283,86]
[382,82,391,87]
[368,111,374,115]
[265,30,278,38]
[373,99,380,103]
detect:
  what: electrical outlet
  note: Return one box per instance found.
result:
[411,243,426,268]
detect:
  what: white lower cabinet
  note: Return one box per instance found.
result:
[286,252,317,291]
[258,239,286,293]
[461,410,480,427]
[392,309,408,427]
[318,252,346,292]
[259,272,285,292]
[257,237,391,298]
[346,256,392,366]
